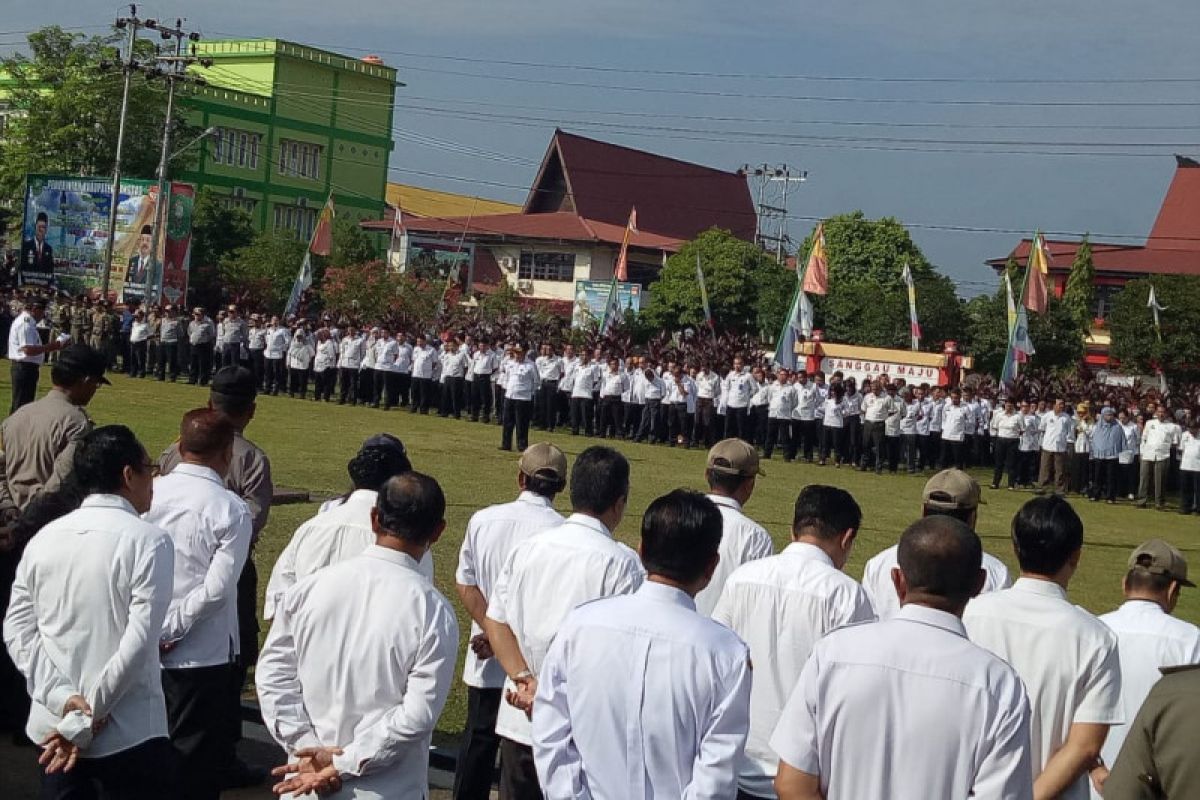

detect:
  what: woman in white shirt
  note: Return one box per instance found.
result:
[128,309,151,378]
[311,329,339,402]
[1118,410,1140,500]
[819,383,847,467]
[1179,419,1200,514]
[286,331,315,399]
[1069,403,1093,495]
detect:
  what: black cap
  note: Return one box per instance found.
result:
[57,344,111,385]
[211,366,257,400]
[360,433,412,473]
[140,224,153,236]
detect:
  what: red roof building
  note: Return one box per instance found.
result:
[987,157,1200,364]
[362,129,753,305]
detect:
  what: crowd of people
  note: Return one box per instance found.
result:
[0,323,1197,799]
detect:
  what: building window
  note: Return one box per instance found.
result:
[218,188,257,215]
[278,139,323,179]
[518,251,576,282]
[210,127,260,170]
[273,203,317,240]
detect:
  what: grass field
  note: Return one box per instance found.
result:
[14,371,1199,740]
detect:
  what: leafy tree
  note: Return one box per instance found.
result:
[1109,276,1200,381]
[1061,236,1095,333]
[328,216,378,268]
[965,281,1084,377]
[644,228,790,335]
[477,281,520,323]
[320,260,405,322]
[0,26,199,211]
[219,231,307,310]
[190,190,255,271]
[792,211,968,350]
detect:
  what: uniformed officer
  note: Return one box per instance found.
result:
[7,297,64,413]
[0,343,109,733]
[158,366,273,790]
[1105,663,1200,799]
[69,296,92,347]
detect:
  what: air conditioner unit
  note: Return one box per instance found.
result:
[516,279,534,293]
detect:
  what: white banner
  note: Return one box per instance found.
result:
[819,356,940,384]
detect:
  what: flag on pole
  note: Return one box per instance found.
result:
[901,259,921,351]
[695,251,714,335]
[386,204,403,269]
[1147,284,1166,341]
[1022,231,1051,314]
[1000,305,1036,387]
[1004,269,1018,334]
[800,222,828,295]
[601,208,638,334]
[284,194,335,317]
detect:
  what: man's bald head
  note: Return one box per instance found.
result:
[373,472,446,546]
[896,515,985,613]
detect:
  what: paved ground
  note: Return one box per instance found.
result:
[0,722,468,799]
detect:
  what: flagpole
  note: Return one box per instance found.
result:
[600,209,635,333]
[1000,231,1038,389]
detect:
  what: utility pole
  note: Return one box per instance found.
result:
[738,163,808,262]
[101,5,143,299]
[148,19,208,304]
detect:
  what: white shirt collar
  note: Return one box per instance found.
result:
[1012,576,1068,601]
[80,493,139,515]
[361,543,425,571]
[1120,598,1167,614]
[169,462,225,486]
[895,604,968,638]
[637,580,696,611]
[706,493,742,512]
[517,491,553,508]
[782,541,835,568]
[564,512,613,539]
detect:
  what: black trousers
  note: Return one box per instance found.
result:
[313,370,335,400]
[926,432,943,469]
[374,369,391,408]
[357,368,376,405]
[792,419,817,461]
[903,433,921,472]
[884,435,901,472]
[1092,458,1120,502]
[447,376,467,418]
[537,380,559,430]
[993,437,1019,488]
[1180,469,1200,513]
[397,373,412,407]
[844,415,863,465]
[10,361,39,414]
[599,397,623,437]
[163,664,232,800]
[227,556,258,762]
[820,424,844,463]
[40,736,176,800]
[288,367,308,398]
[498,738,541,800]
[764,417,790,458]
[220,346,240,369]
[472,378,495,420]
[264,358,285,394]
[412,377,433,413]
[638,399,663,442]
[339,367,358,403]
[502,398,532,451]
[157,342,179,380]
[862,421,886,470]
[667,403,691,444]
[128,341,148,377]
[695,399,716,447]
[726,406,750,443]
[188,341,214,385]
[452,687,502,800]
[942,439,966,470]
[751,405,769,447]
[570,397,594,435]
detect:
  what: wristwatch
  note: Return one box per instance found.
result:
[511,669,534,682]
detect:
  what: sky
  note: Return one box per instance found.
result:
[6,1,1200,296]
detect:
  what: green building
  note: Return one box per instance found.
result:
[179,39,399,238]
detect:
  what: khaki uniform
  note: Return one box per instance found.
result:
[0,389,92,515]
[88,309,107,350]
[70,305,91,344]
[1105,664,1200,799]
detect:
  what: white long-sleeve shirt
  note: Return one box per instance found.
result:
[145,464,252,668]
[486,514,645,746]
[313,340,338,372]
[287,342,315,371]
[455,492,564,689]
[693,495,774,617]
[338,336,365,370]
[411,345,437,379]
[264,490,432,620]
[712,542,875,797]
[1140,419,1181,461]
[2,494,174,757]
[570,364,602,399]
[533,582,751,800]
[505,361,539,401]
[1040,412,1074,453]
[257,546,459,798]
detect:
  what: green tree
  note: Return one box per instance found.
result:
[0,26,198,210]
[220,231,307,310]
[1061,236,1095,333]
[966,282,1084,377]
[191,190,255,270]
[1109,276,1200,380]
[328,215,378,268]
[792,211,967,350]
[320,260,405,322]
[645,228,789,335]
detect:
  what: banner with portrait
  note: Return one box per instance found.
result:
[572,279,642,328]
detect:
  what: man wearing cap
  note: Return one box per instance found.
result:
[1092,540,1200,795]
[219,305,248,369]
[771,516,1034,800]
[693,438,774,617]
[452,443,568,800]
[188,306,216,386]
[712,485,874,799]
[862,469,1011,620]
[159,366,273,790]
[964,496,1121,800]
[7,297,64,413]
[501,344,538,452]
[485,447,643,799]
[265,433,429,619]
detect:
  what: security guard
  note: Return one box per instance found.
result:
[70,296,92,346]
[158,366,273,790]
[0,343,109,733]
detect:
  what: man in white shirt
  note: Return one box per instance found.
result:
[597,357,629,439]
[1037,399,1073,494]
[394,332,414,409]
[3,425,176,797]
[453,444,568,800]
[964,495,1122,800]
[860,380,891,473]
[8,297,65,413]
[991,398,1025,490]
[790,372,819,463]
[1094,539,1200,796]
[772,515,1034,800]
[694,438,775,616]
[259,473,459,799]
[484,447,644,800]
[862,469,1011,620]
[470,339,499,423]
[1136,404,1181,509]
[264,434,421,619]
[713,484,874,798]
[410,334,437,414]
[337,325,364,405]
[146,410,253,800]
[534,344,563,432]
[763,368,796,461]
[263,318,290,396]
[501,343,539,453]
[440,338,471,419]
[694,365,722,448]
[939,388,970,470]
[569,352,601,437]
[371,327,397,410]
[724,357,756,444]
[664,361,695,448]
[534,490,751,799]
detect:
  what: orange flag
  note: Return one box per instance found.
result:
[614,208,637,282]
[1022,231,1050,314]
[800,222,828,295]
[309,195,336,257]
